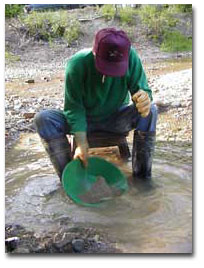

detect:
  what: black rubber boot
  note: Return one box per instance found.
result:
[132,130,156,180]
[41,136,72,181]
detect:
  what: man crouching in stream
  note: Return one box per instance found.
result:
[34,28,157,182]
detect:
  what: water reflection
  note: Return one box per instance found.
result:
[5,133,192,253]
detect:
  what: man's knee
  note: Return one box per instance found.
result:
[34,109,70,140]
[34,110,50,130]
[33,110,58,140]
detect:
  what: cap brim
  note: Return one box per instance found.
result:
[95,56,128,77]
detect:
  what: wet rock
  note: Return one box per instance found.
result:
[23,112,36,119]
[155,100,170,107]
[13,99,20,105]
[42,77,50,82]
[5,224,25,237]
[54,239,73,253]
[172,101,182,108]
[183,87,189,91]
[17,119,26,124]
[5,237,20,252]
[87,238,99,251]
[58,216,71,226]
[21,99,29,104]
[14,105,22,111]
[154,88,160,93]
[25,79,35,83]
[38,97,45,103]
[187,101,192,107]
[93,234,100,242]
[68,227,83,233]
[72,239,85,253]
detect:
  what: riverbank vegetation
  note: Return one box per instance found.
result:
[19,10,80,46]
[5,50,20,62]
[101,4,192,52]
[5,4,24,18]
[5,4,192,62]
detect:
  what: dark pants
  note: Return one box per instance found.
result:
[34,103,157,141]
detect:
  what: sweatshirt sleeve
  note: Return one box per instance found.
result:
[128,47,153,101]
[63,59,87,134]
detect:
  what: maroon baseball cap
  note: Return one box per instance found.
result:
[93,28,131,77]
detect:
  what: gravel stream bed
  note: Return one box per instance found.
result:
[5,61,192,148]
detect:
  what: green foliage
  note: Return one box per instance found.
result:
[100,4,115,20]
[119,6,138,24]
[19,10,80,45]
[5,4,24,18]
[64,19,80,45]
[168,4,192,13]
[100,5,138,24]
[5,50,20,62]
[160,31,192,52]
[138,5,177,39]
[137,5,192,52]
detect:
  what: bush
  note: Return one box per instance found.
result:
[138,5,177,39]
[19,10,81,45]
[100,5,138,24]
[100,4,115,20]
[119,6,138,24]
[168,4,192,13]
[5,4,24,18]
[64,19,81,45]
[5,50,20,62]
[160,31,192,52]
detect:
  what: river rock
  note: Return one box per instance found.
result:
[17,119,26,124]
[54,239,72,252]
[172,101,182,108]
[5,237,20,252]
[155,100,170,107]
[25,79,35,83]
[42,76,50,82]
[23,112,36,119]
[93,234,100,242]
[72,239,85,253]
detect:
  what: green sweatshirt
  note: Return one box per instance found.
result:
[64,47,152,134]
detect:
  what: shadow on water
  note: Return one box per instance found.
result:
[5,133,192,253]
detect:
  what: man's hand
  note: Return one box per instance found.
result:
[74,145,88,167]
[74,132,89,167]
[132,90,151,118]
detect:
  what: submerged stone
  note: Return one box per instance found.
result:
[72,239,85,253]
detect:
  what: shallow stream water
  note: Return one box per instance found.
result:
[5,132,192,253]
